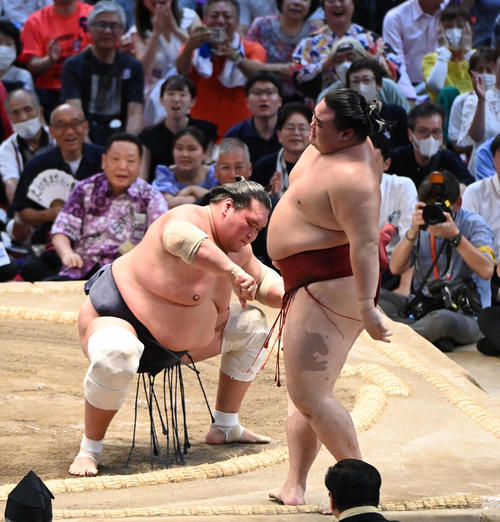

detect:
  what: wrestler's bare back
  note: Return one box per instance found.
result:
[267,141,380,261]
[79,205,251,359]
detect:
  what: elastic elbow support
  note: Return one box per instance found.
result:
[162,221,208,264]
[256,261,282,301]
[84,327,144,411]
[220,303,268,382]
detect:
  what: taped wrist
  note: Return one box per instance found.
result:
[162,221,208,264]
[220,303,268,381]
[84,327,144,411]
[256,261,282,301]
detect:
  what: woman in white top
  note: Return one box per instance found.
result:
[130,0,201,95]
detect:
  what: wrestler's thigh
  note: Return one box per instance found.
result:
[79,299,138,359]
[282,279,362,400]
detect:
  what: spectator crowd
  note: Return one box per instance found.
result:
[0,0,500,356]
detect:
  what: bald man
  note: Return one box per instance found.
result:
[11,103,104,281]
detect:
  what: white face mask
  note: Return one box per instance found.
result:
[445,28,463,50]
[412,133,442,157]
[0,45,16,70]
[13,116,42,140]
[480,73,496,90]
[357,82,378,103]
[335,61,352,85]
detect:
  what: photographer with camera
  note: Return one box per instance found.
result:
[379,170,494,353]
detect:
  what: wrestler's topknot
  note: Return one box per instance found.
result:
[210,180,271,211]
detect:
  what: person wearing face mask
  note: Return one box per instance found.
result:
[457,46,500,178]
[0,19,35,94]
[316,37,410,112]
[0,89,53,208]
[346,58,409,149]
[422,5,474,103]
[389,102,473,188]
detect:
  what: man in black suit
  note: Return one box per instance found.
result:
[325,459,399,521]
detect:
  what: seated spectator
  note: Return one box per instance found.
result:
[0,1,53,28]
[422,4,474,103]
[389,102,473,188]
[0,237,18,281]
[0,89,52,206]
[50,133,167,281]
[317,37,410,111]
[448,47,495,157]
[11,103,103,281]
[244,0,322,101]
[20,0,93,118]
[152,126,217,207]
[176,0,267,138]
[225,71,282,164]
[292,0,409,101]
[346,58,409,149]
[474,136,496,181]
[379,170,494,352]
[383,0,446,100]
[251,101,311,204]
[471,0,500,47]
[0,19,34,93]
[456,46,500,177]
[62,1,144,147]
[195,137,252,205]
[139,75,217,182]
[352,0,406,36]
[129,0,201,98]
[370,131,417,294]
[325,459,399,522]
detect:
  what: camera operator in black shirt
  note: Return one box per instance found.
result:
[378,170,495,352]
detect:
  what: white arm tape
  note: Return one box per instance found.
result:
[162,221,209,264]
[256,261,282,301]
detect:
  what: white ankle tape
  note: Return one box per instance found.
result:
[213,410,238,427]
[81,434,104,455]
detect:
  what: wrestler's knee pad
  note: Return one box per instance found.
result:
[83,326,144,410]
[220,303,268,382]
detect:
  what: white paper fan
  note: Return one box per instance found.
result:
[27,169,77,208]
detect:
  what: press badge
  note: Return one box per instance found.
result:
[123,68,131,80]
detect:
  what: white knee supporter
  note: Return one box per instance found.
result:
[84,327,144,411]
[220,304,268,382]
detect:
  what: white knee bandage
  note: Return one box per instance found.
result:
[84,327,144,411]
[220,303,268,382]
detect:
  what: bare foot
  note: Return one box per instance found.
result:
[205,423,271,444]
[319,502,333,515]
[68,454,98,477]
[268,484,305,505]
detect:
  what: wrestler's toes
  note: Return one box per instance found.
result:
[319,502,333,515]
[69,455,98,477]
[238,426,271,444]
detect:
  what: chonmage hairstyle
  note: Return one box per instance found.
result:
[210,179,271,211]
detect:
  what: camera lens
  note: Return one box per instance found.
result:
[422,202,447,226]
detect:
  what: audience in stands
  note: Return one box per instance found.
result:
[370,132,417,295]
[293,0,408,101]
[383,0,446,100]
[50,133,166,280]
[456,46,500,177]
[346,58,409,149]
[422,4,473,104]
[0,19,34,93]
[244,0,322,100]
[448,47,495,157]
[130,0,201,98]
[11,103,103,281]
[225,71,282,164]
[20,0,94,118]
[139,74,217,182]
[62,1,144,146]
[251,101,311,205]
[152,126,217,207]
[176,0,266,137]
[389,103,473,188]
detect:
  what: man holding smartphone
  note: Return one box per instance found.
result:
[176,0,266,137]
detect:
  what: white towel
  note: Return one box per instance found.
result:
[192,33,247,88]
